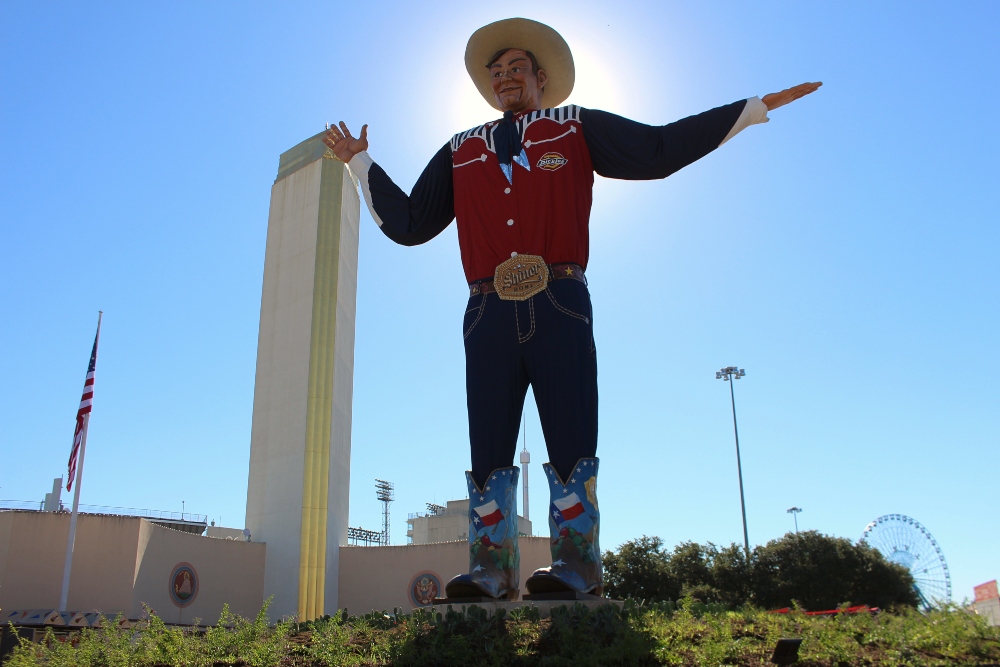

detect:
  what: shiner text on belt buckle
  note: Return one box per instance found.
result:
[493,254,549,301]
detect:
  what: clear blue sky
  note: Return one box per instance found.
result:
[2,2,997,604]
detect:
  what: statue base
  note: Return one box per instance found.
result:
[424,597,622,619]
[523,591,605,601]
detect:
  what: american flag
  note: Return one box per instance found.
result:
[67,321,100,492]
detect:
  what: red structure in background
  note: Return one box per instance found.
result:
[974,580,998,603]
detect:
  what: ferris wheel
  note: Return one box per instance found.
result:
[860,514,951,609]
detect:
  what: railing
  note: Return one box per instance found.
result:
[0,500,46,511]
[0,500,207,524]
[347,526,385,546]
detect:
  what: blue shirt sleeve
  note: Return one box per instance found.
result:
[363,142,455,246]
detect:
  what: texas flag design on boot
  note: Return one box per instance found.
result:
[526,458,602,596]
[444,466,521,600]
[473,500,505,527]
[550,492,594,535]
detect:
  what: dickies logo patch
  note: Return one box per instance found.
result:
[536,152,569,171]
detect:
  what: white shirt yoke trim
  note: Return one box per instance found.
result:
[719,97,769,146]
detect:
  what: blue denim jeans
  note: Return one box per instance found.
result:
[463,278,598,488]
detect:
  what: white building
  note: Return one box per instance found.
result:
[407,499,532,545]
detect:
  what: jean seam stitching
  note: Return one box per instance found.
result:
[546,288,591,324]
[464,295,487,339]
[518,298,536,344]
[514,297,522,341]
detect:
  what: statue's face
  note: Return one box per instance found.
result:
[489,49,548,113]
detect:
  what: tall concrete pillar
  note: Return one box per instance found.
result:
[246,133,360,621]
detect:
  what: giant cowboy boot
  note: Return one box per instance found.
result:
[444,466,521,600]
[525,458,603,595]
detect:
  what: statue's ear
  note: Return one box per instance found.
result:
[537,68,548,91]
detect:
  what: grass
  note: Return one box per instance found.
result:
[6,598,1000,666]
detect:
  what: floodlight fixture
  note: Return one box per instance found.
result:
[347,526,384,546]
[787,507,803,533]
[717,365,750,555]
[375,479,395,545]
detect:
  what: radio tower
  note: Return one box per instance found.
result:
[375,479,394,545]
[519,416,530,522]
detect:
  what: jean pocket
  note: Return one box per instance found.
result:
[545,282,592,325]
[463,294,487,339]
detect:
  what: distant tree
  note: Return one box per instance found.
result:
[668,542,712,589]
[602,531,919,610]
[602,535,679,601]
[707,542,753,608]
[668,541,722,603]
[752,531,920,610]
[851,541,922,609]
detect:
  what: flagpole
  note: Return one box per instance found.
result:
[59,412,89,611]
[59,311,101,612]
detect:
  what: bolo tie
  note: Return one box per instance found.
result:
[494,110,531,184]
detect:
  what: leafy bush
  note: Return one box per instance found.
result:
[603,531,920,610]
[7,598,998,666]
[753,531,920,610]
[6,599,290,667]
[602,535,679,602]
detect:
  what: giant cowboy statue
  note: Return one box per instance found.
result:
[325,18,820,600]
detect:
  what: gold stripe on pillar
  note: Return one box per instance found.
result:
[297,159,346,621]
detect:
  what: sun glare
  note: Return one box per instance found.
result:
[563,43,625,113]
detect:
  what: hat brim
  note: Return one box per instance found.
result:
[465,18,574,111]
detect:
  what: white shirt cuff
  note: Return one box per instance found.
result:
[719,97,769,146]
[345,151,385,228]
[346,150,373,177]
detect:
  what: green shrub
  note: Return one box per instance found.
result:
[604,531,920,610]
[6,598,999,666]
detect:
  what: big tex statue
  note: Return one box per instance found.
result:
[325,18,820,600]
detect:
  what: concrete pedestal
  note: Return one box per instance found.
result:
[424,598,623,620]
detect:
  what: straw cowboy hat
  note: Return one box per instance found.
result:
[465,18,575,111]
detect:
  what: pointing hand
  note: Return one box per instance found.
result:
[761,82,822,111]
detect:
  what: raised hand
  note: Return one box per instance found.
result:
[322,121,369,162]
[761,82,822,111]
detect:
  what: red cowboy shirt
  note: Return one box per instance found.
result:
[348,98,767,283]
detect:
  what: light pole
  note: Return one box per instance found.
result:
[375,479,395,546]
[716,366,749,555]
[787,507,802,533]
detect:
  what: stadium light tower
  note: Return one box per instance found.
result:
[375,479,394,546]
[787,506,803,533]
[716,366,749,555]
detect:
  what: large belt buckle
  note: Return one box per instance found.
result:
[493,254,549,301]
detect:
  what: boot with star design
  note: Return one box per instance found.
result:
[525,458,603,596]
[443,466,521,600]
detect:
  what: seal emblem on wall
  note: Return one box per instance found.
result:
[408,571,442,606]
[169,562,199,608]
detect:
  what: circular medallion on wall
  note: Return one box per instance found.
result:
[408,571,442,606]
[169,562,199,607]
